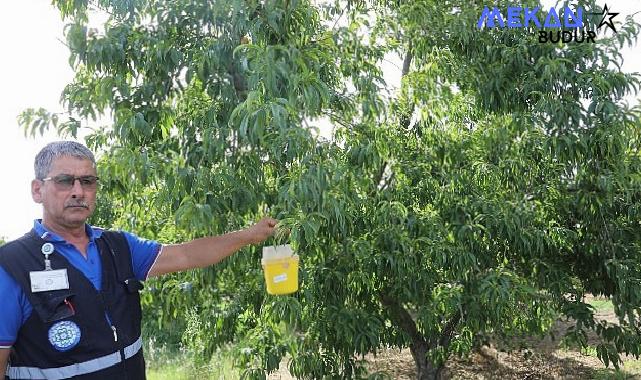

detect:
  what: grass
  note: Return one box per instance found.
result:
[147,363,239,380]
[588,297,614,313]
[146,350,241,380]
[147,364,192,380]
[144,336,241,380]
[584,351,641,380]
[592,359,641,380]
[597,358,641,379]
[579,296,641,379]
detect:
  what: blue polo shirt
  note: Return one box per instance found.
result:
[0,220,162,348]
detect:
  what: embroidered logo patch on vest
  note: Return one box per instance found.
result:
[48,321,81,351]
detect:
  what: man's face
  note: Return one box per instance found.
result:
[31,155,98,230]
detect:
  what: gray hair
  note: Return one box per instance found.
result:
[34,141,96,179]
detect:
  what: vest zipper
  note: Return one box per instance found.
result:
[107,314,129,379]
[101,237,131,379]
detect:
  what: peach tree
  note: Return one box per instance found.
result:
[21,0,641,378]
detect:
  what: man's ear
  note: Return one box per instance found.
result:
[32,179,44,203]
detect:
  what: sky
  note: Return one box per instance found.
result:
[0,1,640,240]
[0,1,76,240]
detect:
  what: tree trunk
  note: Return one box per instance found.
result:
[410,339,443,380]
[379,294,446,380]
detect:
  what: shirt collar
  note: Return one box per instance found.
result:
[33,219,103,242]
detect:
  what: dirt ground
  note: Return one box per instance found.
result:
[268,298,641,379]
[268,344,624,380]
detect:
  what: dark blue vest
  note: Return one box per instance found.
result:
[0,230,146,379]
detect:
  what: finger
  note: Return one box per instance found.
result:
[265,217,278,228]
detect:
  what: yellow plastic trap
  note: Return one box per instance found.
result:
[261,245,299,295]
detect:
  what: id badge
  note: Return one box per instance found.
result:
[30,269,70,292]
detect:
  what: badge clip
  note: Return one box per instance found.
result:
[41,243,54,271]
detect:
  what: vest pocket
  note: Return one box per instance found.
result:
[32,291,77,323]
[124,278,143,293]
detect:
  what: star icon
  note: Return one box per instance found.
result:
[589,4,619,33]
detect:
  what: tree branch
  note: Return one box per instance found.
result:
[402,40,413,77]
[380,293,427,348]
[371,161,388,195]
[399,41,414,131]
[437,311,461,349]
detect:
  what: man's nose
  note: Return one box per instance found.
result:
[69,178,85,197]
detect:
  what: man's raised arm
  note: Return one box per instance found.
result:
[147,217,277,278]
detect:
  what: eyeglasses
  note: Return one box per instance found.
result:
[41,175,100,190]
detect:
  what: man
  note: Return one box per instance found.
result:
[0,141,277,379]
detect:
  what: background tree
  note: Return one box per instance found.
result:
[21,0,641,378]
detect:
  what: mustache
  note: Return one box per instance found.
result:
[65,201,89,209]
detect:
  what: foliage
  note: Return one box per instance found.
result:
[23,0,641,378]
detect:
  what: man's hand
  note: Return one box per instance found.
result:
[244,217,278,244]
